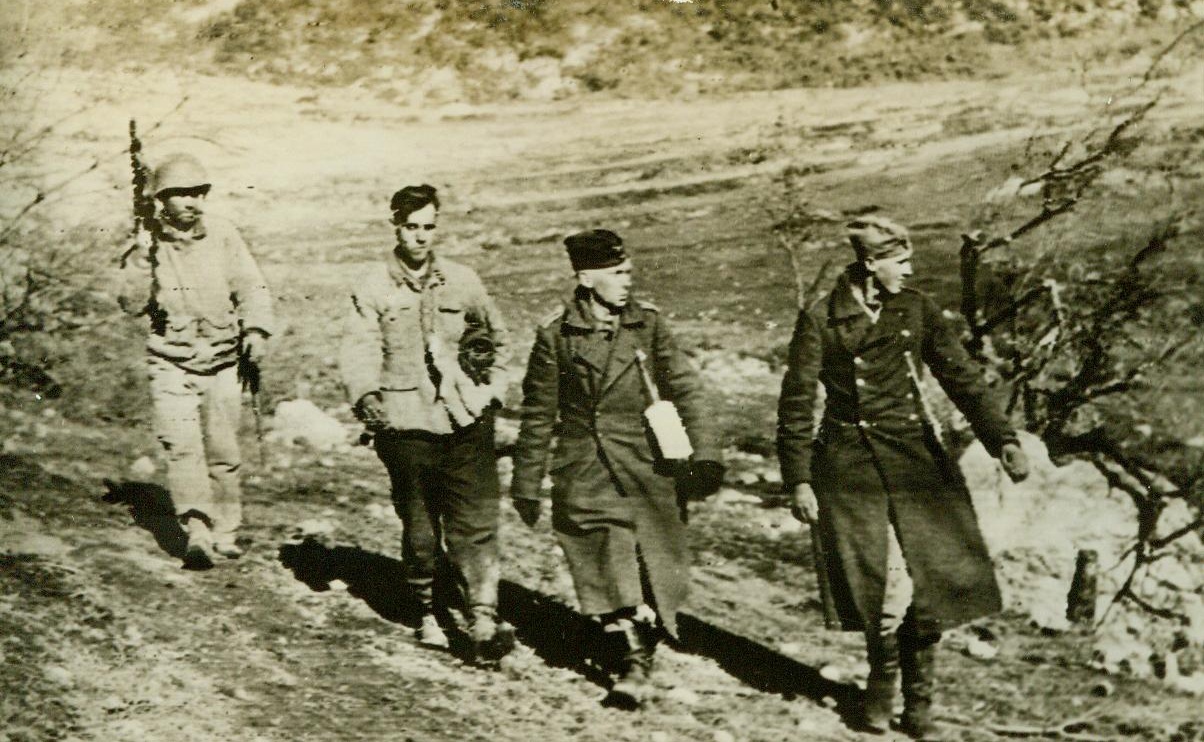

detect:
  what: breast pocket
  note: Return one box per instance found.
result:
[437,303,466,338]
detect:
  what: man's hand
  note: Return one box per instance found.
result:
[1000,441,1030,483]
[353,391,388,432]
[681,459,725,500]
[241,330,270,366]
[789,482,819,524]
[512,497,541,527]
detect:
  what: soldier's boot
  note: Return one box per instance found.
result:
[412,583,448,648]
[182,515,215,571]
[608,615,657,708]
[211,531,244,559]
[469,605,514,666]
[899,637,947,741]
[862,631,900,734]
[415,613,449,648]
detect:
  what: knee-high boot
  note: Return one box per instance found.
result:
[899,627,945,741]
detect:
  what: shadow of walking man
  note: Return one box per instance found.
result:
[277,538,426,627]
[677,614,862,725]
[497,581,859,719]
[273,540,858,720]
[101,479,187,559]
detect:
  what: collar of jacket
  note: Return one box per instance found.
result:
[561,290,648,332]
[156,219,207,243]
[827,266,897,324]
[827,268,865,324]
[387,252,446,292]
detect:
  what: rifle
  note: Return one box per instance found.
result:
[238,345,267,468]
[124,120,157,261]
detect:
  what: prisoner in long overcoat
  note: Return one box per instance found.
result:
[777,270,1017,636]
[511,290,720,637]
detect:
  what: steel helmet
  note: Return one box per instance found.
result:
[151,153,211,197]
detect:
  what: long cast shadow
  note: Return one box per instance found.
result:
[497,580,613,688]
[677,613,861,724]
[101,479,187,559]
[496,580,860,720]
[274,543,858,720]
[277,538,426,628]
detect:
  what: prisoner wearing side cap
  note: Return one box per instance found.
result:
[116,152,274,570]
[776,215,1030,739]
[510,228,724,706]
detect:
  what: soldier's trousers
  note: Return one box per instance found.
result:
[374,413,500,611]
[148,355,243,537]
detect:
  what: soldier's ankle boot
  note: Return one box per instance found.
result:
[899,637,946,741]
[416,612,449,648]
[469,605,514,665]
[862,631,900,734]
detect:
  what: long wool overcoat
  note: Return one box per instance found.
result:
[777,271,1015,635]
[511,292,719,637]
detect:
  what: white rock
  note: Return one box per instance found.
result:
[269,399,349,452]
[735,471,760,486]
[715,488,761,505]
[43,665,73,685]
[129,456,157,478]
[712,732,736,742]
[964,636,999,660]
[664,686,700,705]
[1170,672,1204,696]
[295,519,337,537]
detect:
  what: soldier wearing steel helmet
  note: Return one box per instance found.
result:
[510,229,724,706]
[117,153,274,570]
[776,216,1029,740]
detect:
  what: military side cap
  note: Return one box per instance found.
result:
[565,229,626,271]
[152,153,210,197]
[847,216,912,260]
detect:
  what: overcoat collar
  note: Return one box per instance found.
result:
[827,268,903,353]
[561,291,649,400]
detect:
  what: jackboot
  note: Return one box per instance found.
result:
[606,618,654,707]
[862,631,900,734]
[899,638,946,741]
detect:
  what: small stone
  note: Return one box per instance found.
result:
[1169,672,1204,696]
[1090,680,1114,697]
[129,456,157,478]
[295,519,337,537]
[43,665,73,685]
[964,636,999,660]
[715,488,761,505]
[713,731,736,742]
[664,686,700,706]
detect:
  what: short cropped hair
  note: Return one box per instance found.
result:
[390,184,440,221]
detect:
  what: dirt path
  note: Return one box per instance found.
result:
[5,55,1203,742]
